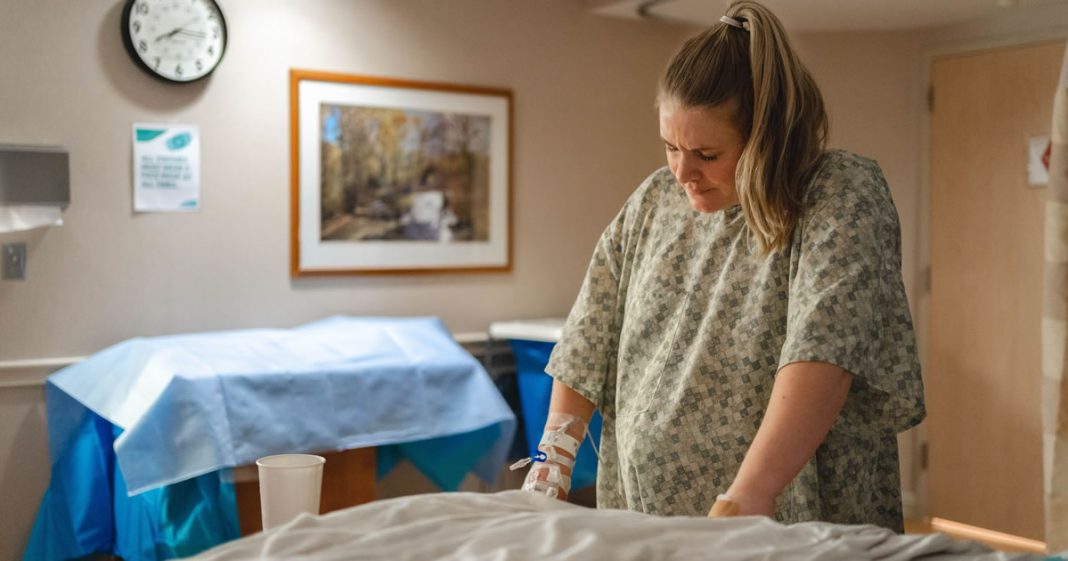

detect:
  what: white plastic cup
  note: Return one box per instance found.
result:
[256,453,325,530]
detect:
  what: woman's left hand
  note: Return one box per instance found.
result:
[707,493,775,518]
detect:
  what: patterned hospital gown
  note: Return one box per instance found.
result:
[545,150,926,531]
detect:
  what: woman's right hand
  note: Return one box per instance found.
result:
[521,456,573,501]
[519,390,592,501]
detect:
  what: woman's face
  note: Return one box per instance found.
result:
[658,98,746,213]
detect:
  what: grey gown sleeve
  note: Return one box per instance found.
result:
[543,205,629,411]
[778,156,925,432]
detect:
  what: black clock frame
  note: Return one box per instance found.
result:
[120,0,228,84]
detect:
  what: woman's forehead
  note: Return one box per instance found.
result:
[659,100,742,144]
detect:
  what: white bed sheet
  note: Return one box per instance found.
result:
[185,491,1051,561]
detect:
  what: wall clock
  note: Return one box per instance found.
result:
[121,0,227,83]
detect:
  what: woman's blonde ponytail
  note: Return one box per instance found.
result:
[659,1,828,254]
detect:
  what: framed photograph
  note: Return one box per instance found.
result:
[290,69,512,275]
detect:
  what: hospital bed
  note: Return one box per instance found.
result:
[24,316,516,561]
[183,490,1060,561]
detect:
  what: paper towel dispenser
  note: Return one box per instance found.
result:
[0,145,70,209]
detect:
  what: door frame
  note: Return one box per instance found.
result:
[914,27,1068,522]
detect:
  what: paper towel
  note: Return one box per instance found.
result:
[0,205,64,233]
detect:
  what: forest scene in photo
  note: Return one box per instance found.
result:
[319,103,492,242]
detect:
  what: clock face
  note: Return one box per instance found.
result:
[121,0,227,83]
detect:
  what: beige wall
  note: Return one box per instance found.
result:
[8,1,1062,557]
[918,2,1068,51]
[793,30,924,299]
[0,380,50,558]
[0,0,688,359]
[0,1,690,557]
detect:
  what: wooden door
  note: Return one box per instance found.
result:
[928,40,1064,540]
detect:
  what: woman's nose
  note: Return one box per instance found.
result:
[675,154,700,184]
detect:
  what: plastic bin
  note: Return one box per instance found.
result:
[489,319,602,491]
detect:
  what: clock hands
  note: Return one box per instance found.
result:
[153,18,199,43]
[122,0,226,82]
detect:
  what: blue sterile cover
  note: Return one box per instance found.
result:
[24,316,516,561]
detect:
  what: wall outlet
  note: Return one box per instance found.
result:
[3,243,27,280]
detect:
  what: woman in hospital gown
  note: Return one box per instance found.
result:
[526,0,925,532]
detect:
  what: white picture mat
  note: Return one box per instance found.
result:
[297,79,509,271]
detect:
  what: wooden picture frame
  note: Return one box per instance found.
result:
[290,69,512,276]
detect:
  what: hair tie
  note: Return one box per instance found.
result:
[720,15,749,31]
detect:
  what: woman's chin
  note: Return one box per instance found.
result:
[687,194,729,214]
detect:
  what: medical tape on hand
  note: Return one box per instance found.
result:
[525,478,570,499]
[534,446,575,469]
[545,411,584,430]
[539,430,581,458]
[507,445,576,472]
[512,412,589,493]
[538,463,571,488]
[522,462,571,496]
[543,473,570,490]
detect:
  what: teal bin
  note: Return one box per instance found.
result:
[491,320,602,490]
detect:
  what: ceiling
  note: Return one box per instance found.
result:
[591,0,1068,31]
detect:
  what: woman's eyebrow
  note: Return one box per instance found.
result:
[661,137,718,151]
